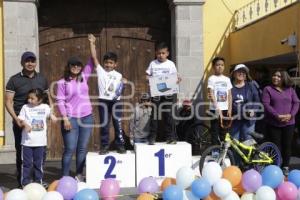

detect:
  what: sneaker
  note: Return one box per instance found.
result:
[166,139,177,144]
[148,140,155,145]
[99,146,109,155]
[75,174,85,182]
[282,166,289,176]
[211,150,220,159]
[117,145,126,154]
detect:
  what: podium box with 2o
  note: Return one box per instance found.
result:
[135,142,192,185]
[86,151,136,188]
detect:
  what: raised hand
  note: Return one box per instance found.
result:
[88,34,96,43]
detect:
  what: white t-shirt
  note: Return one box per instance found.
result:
[18,103,51,147]
[146,59,177,76]
[96,64,123,100]
[207,75,232,110]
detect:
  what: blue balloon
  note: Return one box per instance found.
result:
[261,165,284,189]
[191,178,211,199]
[162,185,183,200]
[288,169,300,188]
[74,189,99,200]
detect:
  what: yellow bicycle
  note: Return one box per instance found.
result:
[199,132,282,172]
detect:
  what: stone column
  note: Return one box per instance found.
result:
[168,0,205,104]
[2,0,39,163]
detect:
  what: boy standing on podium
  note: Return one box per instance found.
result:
[146,42,181,145]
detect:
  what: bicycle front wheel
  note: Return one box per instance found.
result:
[253,142,282,172]
[199,145,235,174]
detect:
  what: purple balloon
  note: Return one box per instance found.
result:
[99,178,120,200]
[242,169,262,192]
[56,176,78,200]
[0,187,3,200]
[138,177,159,194]
[277,182,298,200]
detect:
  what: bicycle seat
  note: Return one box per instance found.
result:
[249,132,264,140]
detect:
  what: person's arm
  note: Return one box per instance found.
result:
[88,34,100,67]
[285,88,300,122]
[18,106,31,132]
[56,81,72,130]
[5,92,21,127]
[262,87,280,119]
[227,89,232,117]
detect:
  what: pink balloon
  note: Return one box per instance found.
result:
[277,182,298,200]
[99,179,120,200]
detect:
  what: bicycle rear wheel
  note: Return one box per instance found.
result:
[199,145,235,174]
[253,142,282,172]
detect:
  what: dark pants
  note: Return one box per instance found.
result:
[149,95,176,142]
[13,122,22,186]
[21,146,45,186]
[98,99,124,148]
[209,110,229,145]
[61,114,93,176]
[267,124,294,167]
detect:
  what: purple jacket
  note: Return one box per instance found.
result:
[56,59,93,118]
[262,85,300,127]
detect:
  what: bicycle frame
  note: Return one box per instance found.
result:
[223,133,273,164]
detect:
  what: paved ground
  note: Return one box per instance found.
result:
[1,157,300,199]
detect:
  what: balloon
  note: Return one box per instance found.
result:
[77,182,89,192]
[242,169,262,192]
[162,185,183,200]
[161,178,176,191]
[137,177,159,194]
[222,191,239,200]
[183,190,198,200]
[255,186,276,200]
[204,192,220,200]
[23,183,47,200]
[288,170,300,188]
[74,189,99,200]
[261,165,284,189]
[277,182,298,200]
[56,176,78,200]
[99,178,120,200]
[213,178,232,198]
[0,187,3,200]
[176,167,195,189]
[191,178,211,199]
[241,192,255,200]
[42,191,64,200]
[222,166,242,187]
[233,180,245,195]
[48,180,59,192]
[6,189,28,200]
[137,193,154,200]
[201,162,222,186]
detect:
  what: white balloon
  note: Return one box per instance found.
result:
[213,178,232,198]
[201,162,222,185]
[222,191,240,200]
[255,186,276,200]
[6,189,28,200]
[23,183,47,200]
[42,191,64,200]
[241,192,255,200]
[176,166,195,189]
[77,182,89,192]
[183,190,198,200]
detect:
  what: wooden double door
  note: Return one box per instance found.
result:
[38,0,170,159]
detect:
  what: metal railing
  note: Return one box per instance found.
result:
[235,0,298,29]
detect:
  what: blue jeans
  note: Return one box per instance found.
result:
[61,114,93,176]
[231,120,255,141]
[98,99,124,147]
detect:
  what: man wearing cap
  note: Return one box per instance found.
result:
[5,51,50,187]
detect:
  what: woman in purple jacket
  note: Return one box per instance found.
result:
[262,70,299,174]
[56,54,94,180]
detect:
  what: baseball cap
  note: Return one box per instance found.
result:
[67,57,83,66]
[233,64,249,73]
[21,51,36,62]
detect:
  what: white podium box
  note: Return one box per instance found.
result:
[86,151,136,188]
[135,142,192,185]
